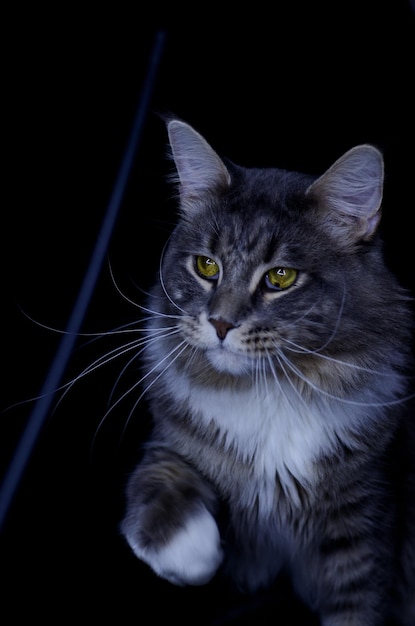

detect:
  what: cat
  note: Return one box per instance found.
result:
[120,117,415,625]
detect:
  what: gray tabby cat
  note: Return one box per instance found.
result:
[120,118,415,625]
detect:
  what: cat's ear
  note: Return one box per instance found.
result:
[167,120,231,206]
[306,145,384,242]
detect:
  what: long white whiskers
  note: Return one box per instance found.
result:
[91,339,188,447]
[275,347,411,408]
[266,350,310,411]
[158,238,188,314]
[107,327,181,405]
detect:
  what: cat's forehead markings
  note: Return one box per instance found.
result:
[248,241,293,288]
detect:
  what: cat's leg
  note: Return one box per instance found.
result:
[290,483,394,626]
[293,543,389,626]
[120,446,223,586]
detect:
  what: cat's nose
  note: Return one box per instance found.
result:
[209,317,236,340]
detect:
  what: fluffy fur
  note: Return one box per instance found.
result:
[120,119,415,624]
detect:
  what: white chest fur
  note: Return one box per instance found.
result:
[169,370,357,506]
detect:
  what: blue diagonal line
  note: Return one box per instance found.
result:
[0,30,166,531]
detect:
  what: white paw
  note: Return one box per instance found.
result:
[128,506,223,586]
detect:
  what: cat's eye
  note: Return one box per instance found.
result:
[195,255,220,280]
[265,267,297,290]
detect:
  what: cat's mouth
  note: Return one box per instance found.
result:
[206,345,252,375]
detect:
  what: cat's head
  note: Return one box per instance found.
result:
[147,119,407,385]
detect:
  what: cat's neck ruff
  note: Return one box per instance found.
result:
[163,363,372,502]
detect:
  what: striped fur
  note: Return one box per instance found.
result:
[121,120,415,625]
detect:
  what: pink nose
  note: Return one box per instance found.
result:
[209,318,236,340]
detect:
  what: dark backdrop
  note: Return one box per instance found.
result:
[2,4,415,624]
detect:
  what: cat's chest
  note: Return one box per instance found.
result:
[171,373,348,495]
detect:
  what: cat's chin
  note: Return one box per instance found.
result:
[206,348,251,375]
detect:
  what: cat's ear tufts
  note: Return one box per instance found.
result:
[306,145,384,242]
[167,120,231,207]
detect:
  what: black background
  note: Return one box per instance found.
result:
[2,3,415,624]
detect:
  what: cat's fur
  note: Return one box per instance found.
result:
[120,118,415,624]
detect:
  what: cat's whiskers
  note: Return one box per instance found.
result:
[115,339,189,442]
[266,348,311,411]
[109,259,186,321]
[253,356,268,398]
[281,335,393,377]
[274,344,411,408]
[182,342,206,375]
[53,329,161,411]
[3,311,162,414]
[38,317,178,421]
[159,241,189,315]
[106,326,182,406]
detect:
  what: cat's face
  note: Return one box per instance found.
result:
[142,120,409,396]
[151,166,379,381]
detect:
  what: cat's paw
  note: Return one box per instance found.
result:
[127,506,224,586]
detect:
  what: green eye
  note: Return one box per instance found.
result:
[266,267,297,290]
[196,256,220,279]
